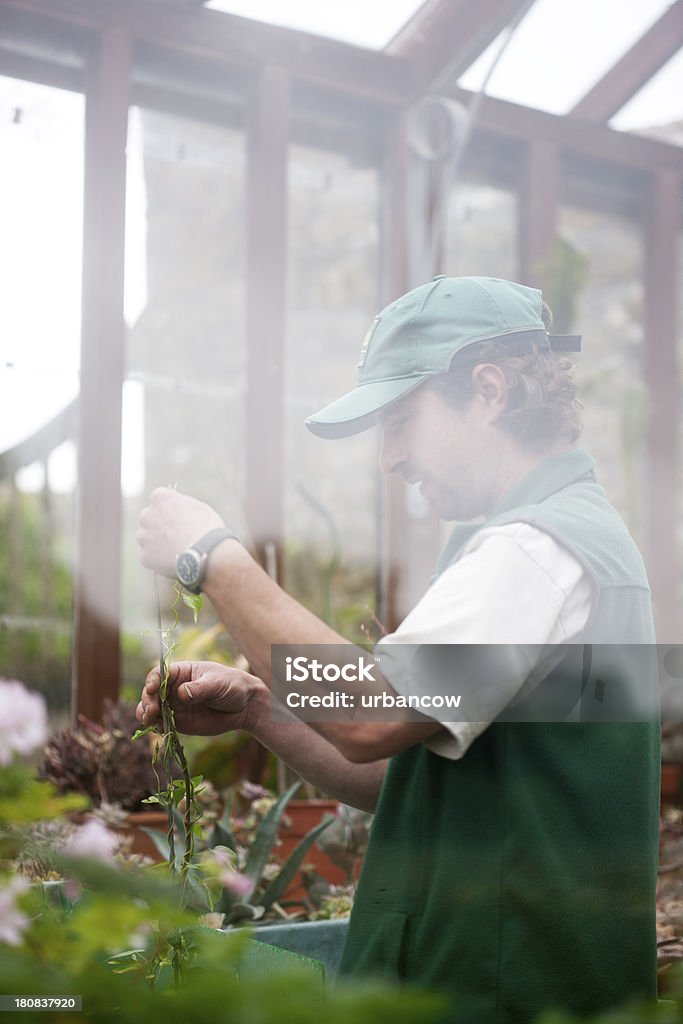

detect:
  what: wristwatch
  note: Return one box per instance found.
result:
[175,528,239,594]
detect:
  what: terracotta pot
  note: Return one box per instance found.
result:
[275,799,347,903]
[119,810,170,861]
[661,763,682,806]
[71,809,170,862]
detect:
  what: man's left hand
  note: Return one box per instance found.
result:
[137,660,266,737]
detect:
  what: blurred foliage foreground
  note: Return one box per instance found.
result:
[0,678,442,1023]
[1,674,681,1024]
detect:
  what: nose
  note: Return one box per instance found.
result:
[379,424,405,475]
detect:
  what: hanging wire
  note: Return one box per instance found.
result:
[406,0,536,282]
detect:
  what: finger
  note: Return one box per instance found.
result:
[175,668,223,704]
[143,667,161,694]
[176,668,248,710]
[138,695,161,726]
[166,661,200,687]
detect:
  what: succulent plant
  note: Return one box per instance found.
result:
[40,701,163,812]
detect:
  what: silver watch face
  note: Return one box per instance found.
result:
[176,549,202,589]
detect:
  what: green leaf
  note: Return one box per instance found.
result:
[139,826,172,861]
[243,781,300,890]
[132,726,158,741]
[259,814,334,912]
[208,820,237,854]
[182,592,203,623]
[225,902,265,925]
[107,949,143,962]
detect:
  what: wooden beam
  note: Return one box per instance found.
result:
[518,140,559,286]
[0,0,413,103]
[450,86,683,175]
[3,0,683,175]
[377,113,442,629]
[0,400,78,477]
[465,83,683,172]
[571,0,683,122]
[387,0,534,95]
[73,24,130,722]
[0,46,83,91]
[642,168,682,643]
[378,112,409,632]
[245,66,289,579]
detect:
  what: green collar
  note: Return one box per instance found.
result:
[490,447,595,516]
[435,448,596,576]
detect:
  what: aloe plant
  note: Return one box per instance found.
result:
[142,781,333,925]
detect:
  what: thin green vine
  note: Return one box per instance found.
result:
[133,577,205,900]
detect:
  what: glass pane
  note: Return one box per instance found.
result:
[285,143,380,642]
[458,0,671,117]
[446,183,517,279]
[204,0,426,49]
[0,76,84,727]
[557,206,645,539]
[121,105,247,691]
[612,48,683,136]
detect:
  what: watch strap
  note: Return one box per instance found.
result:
[191,527,240,556]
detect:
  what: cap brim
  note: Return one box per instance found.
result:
[305,375,430,439]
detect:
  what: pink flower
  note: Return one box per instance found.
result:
[0,680,47,765]
[204,847,254,899]
[220,871,254,898]
[0,876,30,946]
[63,819,118,862]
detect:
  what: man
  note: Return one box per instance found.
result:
[138,276,660,1023]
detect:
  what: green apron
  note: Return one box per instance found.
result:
[340,449,660,1023]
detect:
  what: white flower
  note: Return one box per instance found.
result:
[0,876,30,946]
[63,818,119,862]
[198,912,225,930]
[0,679,48,765]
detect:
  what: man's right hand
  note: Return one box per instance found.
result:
[137,660,267,737]
[137,488,227,579]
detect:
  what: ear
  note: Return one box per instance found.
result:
[470,363,508,420]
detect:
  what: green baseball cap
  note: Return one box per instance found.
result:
[305,275,580,440]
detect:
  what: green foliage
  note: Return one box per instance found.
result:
[0,764,87,830]
[0,913,446,1024]
[535,993,678,1023]
[533,236,590,334]
[0,491,73,702]
[284,544,378,647]
[0,682,443,1023]
[181,592,203,623]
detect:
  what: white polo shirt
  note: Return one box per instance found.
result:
[379,522,595,759]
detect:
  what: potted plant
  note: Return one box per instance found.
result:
[141,778,355,975]
[276,797,370,902]
[39,700,171,859]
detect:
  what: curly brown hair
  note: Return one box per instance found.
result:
[429,304,582,451]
